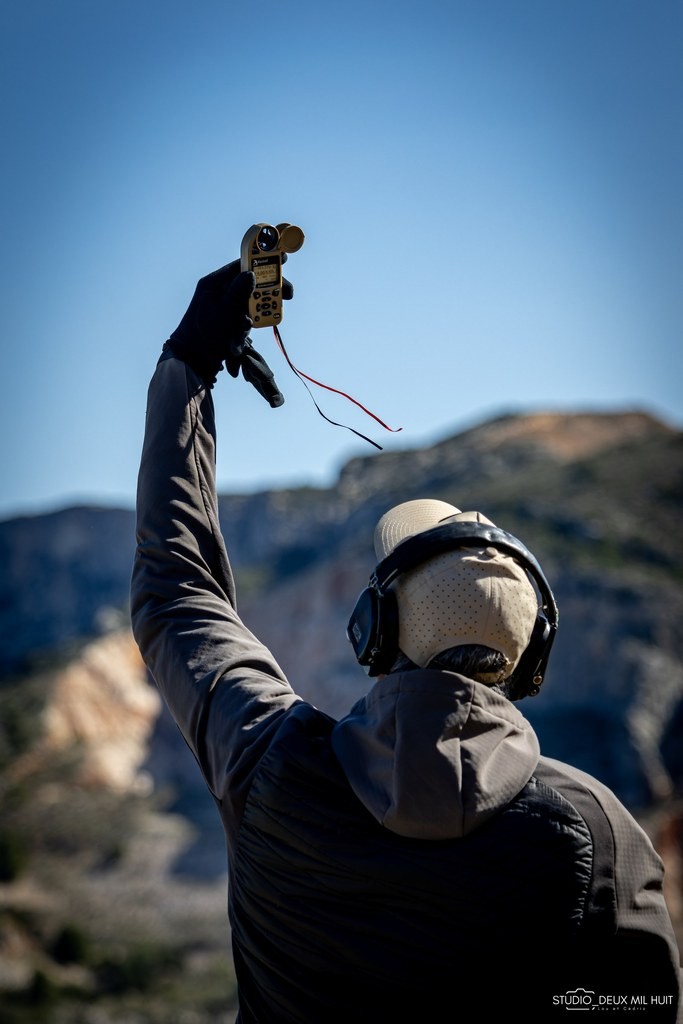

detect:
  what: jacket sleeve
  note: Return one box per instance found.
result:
[130,354,301,831]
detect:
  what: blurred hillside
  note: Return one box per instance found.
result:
[0,407,682,1021]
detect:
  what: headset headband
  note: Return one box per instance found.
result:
[374,521,558,625]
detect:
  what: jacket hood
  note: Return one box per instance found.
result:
[331,669,540,840]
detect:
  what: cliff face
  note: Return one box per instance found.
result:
[0,506,135,677]
[36,631,159,794]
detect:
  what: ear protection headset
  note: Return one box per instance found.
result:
[346,520,558,700]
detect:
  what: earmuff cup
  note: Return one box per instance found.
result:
[347,585,398,677]
[506,611,553,700]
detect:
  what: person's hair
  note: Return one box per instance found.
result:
[392,644,513,695]
[429,644,509,683]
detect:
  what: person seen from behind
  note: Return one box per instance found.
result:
[131,251,682,1022]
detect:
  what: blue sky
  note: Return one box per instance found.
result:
[1,0,681,520]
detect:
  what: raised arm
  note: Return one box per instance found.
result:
[130,260,300,838]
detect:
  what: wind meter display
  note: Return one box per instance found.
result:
[240,222,305,328]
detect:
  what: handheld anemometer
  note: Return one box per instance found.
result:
[240,222,305,328]
[239,220,401,448]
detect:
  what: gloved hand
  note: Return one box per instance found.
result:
[164,259,292,407]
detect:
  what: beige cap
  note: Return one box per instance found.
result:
[374,499,539,676]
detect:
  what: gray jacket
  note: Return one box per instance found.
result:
[131,355,681,1021]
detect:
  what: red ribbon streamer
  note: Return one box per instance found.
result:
[273,326,402,450]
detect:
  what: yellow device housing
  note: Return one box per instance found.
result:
[240,222,305,328]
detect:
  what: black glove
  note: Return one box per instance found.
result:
[164,259,292,407]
